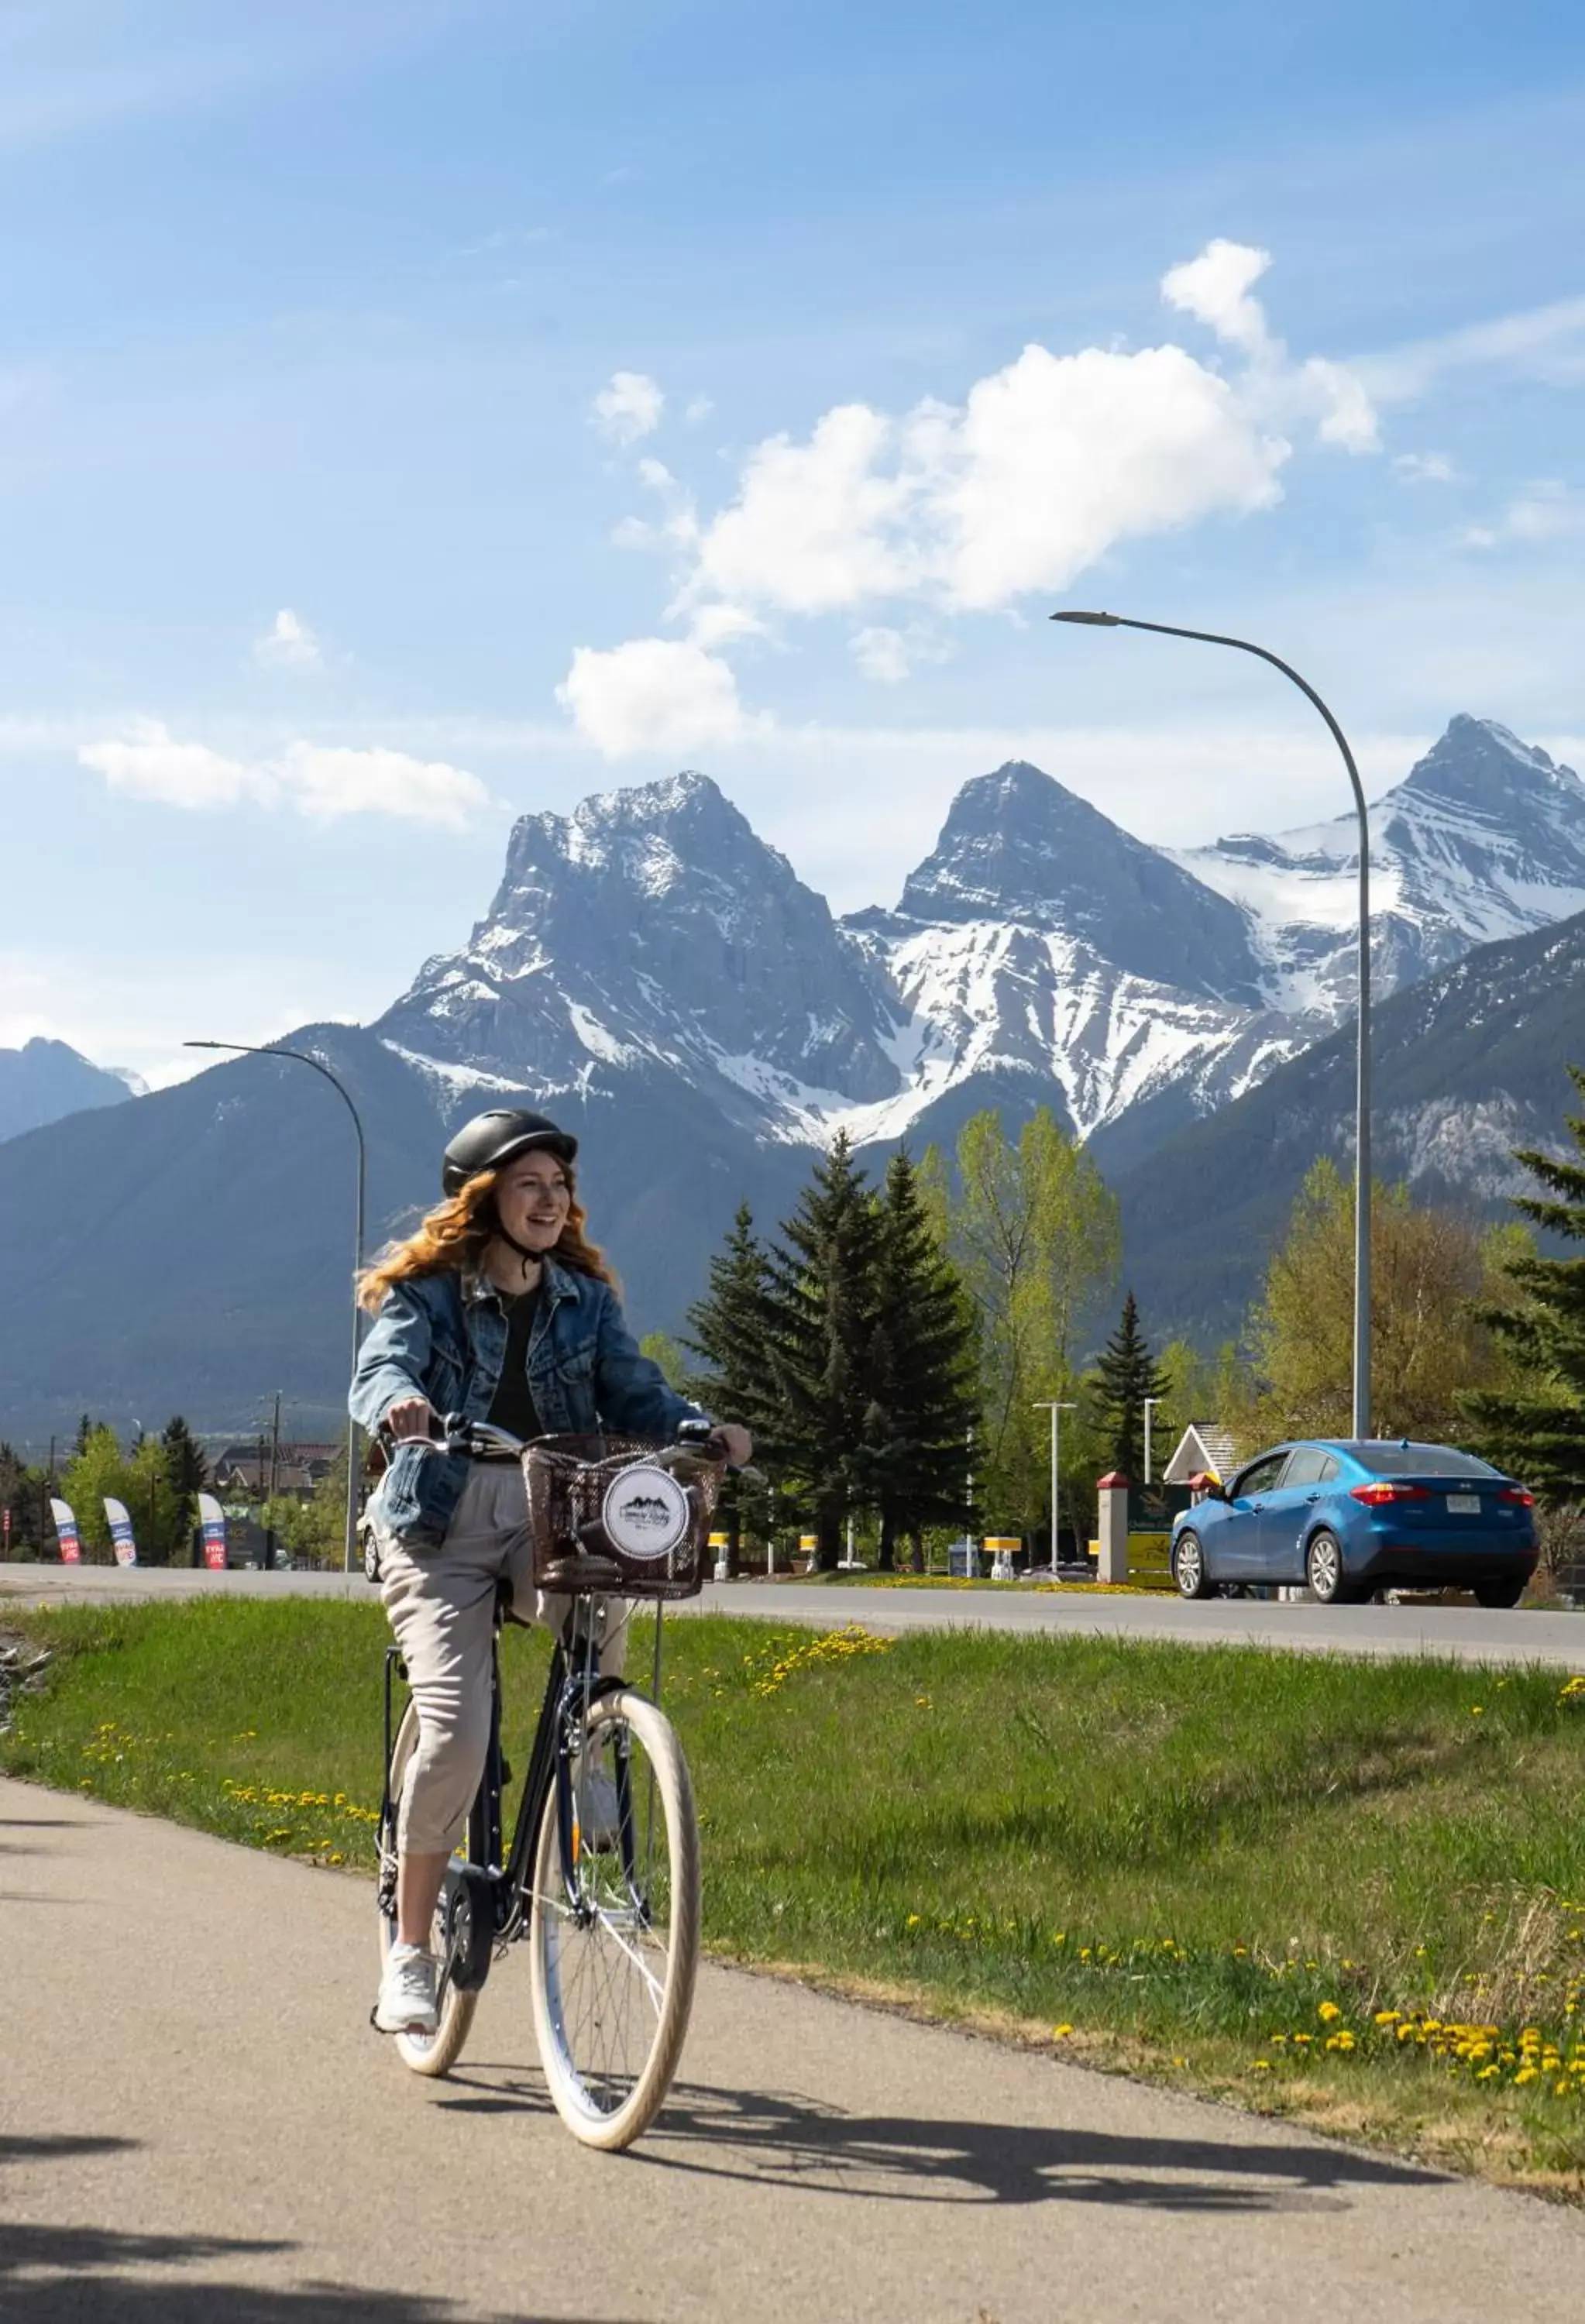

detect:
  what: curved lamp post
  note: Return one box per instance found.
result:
[186,1040,368,1569]
[1050,610,1373,1439]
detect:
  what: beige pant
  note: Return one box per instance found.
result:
[376,1462,627,1858]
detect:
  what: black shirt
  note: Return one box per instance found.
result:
[484,1285,542,1442]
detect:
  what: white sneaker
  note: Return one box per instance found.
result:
[376,1942,438,2034]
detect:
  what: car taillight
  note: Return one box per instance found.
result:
[1498,1487,1535,1507]
[1350,1482,1431,1506]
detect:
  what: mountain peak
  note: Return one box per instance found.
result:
[896,759,1264,1002]
[1397,716,1579,810]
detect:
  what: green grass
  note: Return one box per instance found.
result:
[4,1600,1583,2194]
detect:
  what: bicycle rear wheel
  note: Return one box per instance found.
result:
[528,1687,700,2150]
[378,1699,481,2078]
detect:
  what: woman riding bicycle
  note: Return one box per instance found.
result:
[351,1107,750,2038]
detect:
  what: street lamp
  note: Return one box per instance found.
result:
[1143,1396,1162,1487]
[185,1040,368,1571]
[1051,610,1373,1439]
[1032,1401,1078,1576]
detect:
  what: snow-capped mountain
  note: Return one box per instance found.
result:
[5,713,1583,1433]
[376,772,903,1138]
[373,717,1585,1160]
[1178,717,1585,1015]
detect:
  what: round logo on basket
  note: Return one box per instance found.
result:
[601,1463,692,1560]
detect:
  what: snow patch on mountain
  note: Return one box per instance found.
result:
[1178,717,1585,1014]
[372,718,1585,1174]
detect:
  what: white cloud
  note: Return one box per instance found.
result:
[1162,236,1377,453]
[1394,452,1459,484]
[555,638,753,758]
[1463,480,1585,551]
[274,742,490,829]
[591,370,663,445]
[687,603,765,649]
[564,238,1380,752]
[684,394,714,425]
[851,627,912,683]
[1160,237,1274,354]
[253,607,321,669]
[691,402,917,611]
[77,724,490,827]
[79,719,255,809]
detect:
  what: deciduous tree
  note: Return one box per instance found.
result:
[1250,1159,1515,1443]
[926,1106,1119,1532]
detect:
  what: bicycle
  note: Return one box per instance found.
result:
[373,1416,726,2151]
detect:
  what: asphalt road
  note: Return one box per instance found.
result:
[4,1779,1583,2323]
[4,1562,1583,1669]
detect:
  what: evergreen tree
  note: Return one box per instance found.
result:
[1091,1290,1170,1482]
[160,1415,208,1559]
[682,1204,778,1568]
[863,1152,978,1569]
[682,1205,775,1432]
[1462,1067,1585,1501]
[760,1135,882,1569]
[74,1413,93,1457]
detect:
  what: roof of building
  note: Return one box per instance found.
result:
[1162,1422,1239,1485]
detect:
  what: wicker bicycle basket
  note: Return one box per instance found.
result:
[522,1433,724,1600]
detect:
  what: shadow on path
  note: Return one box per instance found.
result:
[0,2137,139,2166]
[441,2070,1445,2214]
[0,2222,652,2324]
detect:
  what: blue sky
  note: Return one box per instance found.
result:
[2,0,1583,1081]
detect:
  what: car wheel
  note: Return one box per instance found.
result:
[1173,1532,1215,1600]
[1305,1530,1350,1605]
[1473,1577,1525,1610]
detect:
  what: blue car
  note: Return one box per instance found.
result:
[1170,1440,1539,1607]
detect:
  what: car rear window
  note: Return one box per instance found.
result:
[1358,1444,1501,1478]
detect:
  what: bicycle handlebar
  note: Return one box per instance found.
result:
[431,1412,744,1469]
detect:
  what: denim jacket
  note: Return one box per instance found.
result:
[350,1258,705,1549]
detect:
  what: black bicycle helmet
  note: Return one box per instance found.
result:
[442,1109,578,1197]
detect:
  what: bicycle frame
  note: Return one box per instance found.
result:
[380,1596,655,1997]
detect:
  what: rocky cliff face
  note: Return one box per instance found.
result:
[1178,717,1585,1015]
[376,771,903,1136]
[370,719,1585,1159]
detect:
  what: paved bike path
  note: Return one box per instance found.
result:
[3,1779,1581,2322]
[5,1562,1583,1669]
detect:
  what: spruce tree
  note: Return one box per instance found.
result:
[160,1415,209,1560]
[1463,1066,1585,1500]
[760,1134,882,1569]
[682,1205,774,1430]
[864,1152,978,1569]
[1091,1289,1170,1482]
[682,1205,776,1565]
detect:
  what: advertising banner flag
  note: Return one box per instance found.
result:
[49,1497,83,1565]
[103,1497,138,1567]
[197,1492,228,1571]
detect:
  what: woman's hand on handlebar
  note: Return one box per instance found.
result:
[709,1422,752,1468]
[383,1394,435,1442]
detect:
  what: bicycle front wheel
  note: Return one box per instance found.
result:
[528,1686,700,2150]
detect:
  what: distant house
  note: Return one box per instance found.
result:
[1162,1422,1239,1487]
[211,1442,340,1499]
